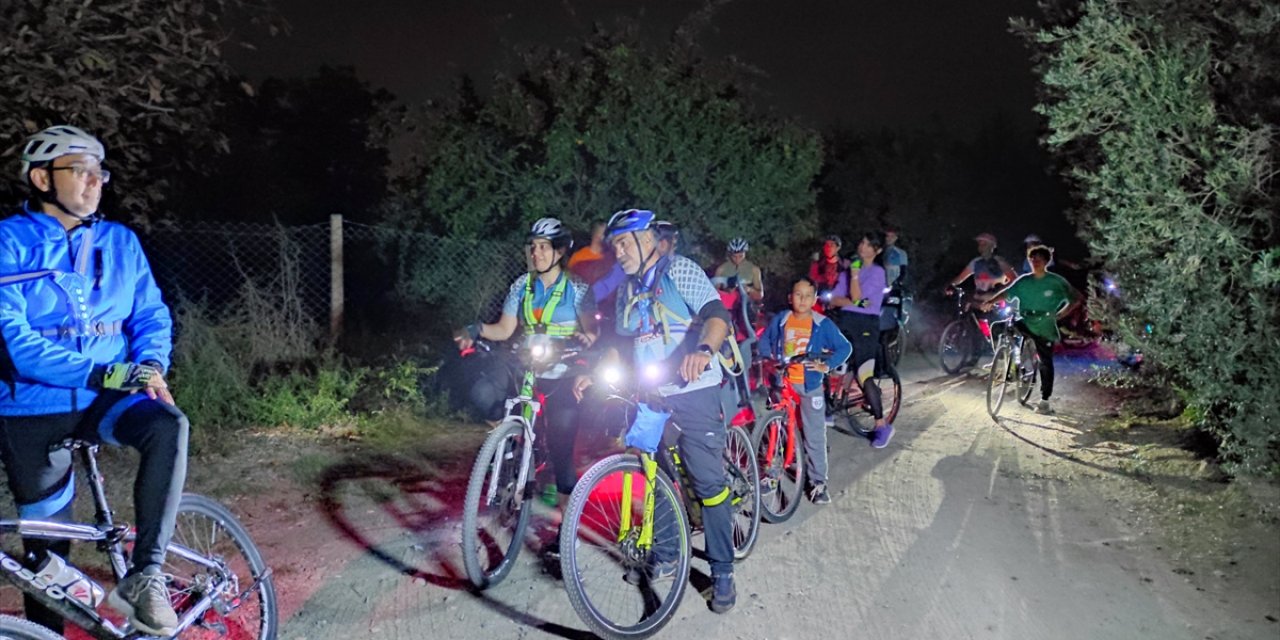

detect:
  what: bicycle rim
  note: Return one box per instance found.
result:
[878,366,903,425]
[752,413,805,523]
[561,455,690,640]
[939,321,970,374]
[1017,340,1039,405]
[724,425,761,560]
[461,420,534,589]
[157,494,278,640]
[986,346,1011,418]
[0,614,63,639]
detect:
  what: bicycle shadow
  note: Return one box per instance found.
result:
[311,450,601,639]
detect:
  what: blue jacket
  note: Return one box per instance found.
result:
[759,309,851,393]
[0,205,172,415]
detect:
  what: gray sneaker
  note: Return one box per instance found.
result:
[1035,400,1054,415]
[108,568,177,636]
[808,482,832,505]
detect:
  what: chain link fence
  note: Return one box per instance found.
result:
[139,218,527,347]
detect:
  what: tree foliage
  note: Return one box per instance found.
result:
[0,0,276,223]
[1021,0,1279,473]
[381,25,822,275]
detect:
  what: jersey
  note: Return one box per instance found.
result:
[1005,272,1074,342]
[884,245,908,288]
[968,255,1010,293]
[501,271,591,378]
[617,255,723,396]
[782,313,813,384]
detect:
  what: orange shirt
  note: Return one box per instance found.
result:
[783,313,813,384]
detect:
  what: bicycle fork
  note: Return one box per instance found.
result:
[619,454,660,550]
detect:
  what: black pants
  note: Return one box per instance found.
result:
[538,376,581,497]
[837,311,885,421]
[0,394,189,633]
[652,386,734,577]
[1014,321,1057,401]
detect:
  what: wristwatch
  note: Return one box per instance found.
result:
[696,344,714,355]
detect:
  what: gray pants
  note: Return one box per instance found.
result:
[791,382,829,485]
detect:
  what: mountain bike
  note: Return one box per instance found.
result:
[751,355,830,523]
[0,440,277,640]
[558,361,761,640]
[986,301,1039,418]
[937,288,999,374]
[460,334,583,590]
[880,288,910,368]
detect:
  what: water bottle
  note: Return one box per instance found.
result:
[32,551,105,609]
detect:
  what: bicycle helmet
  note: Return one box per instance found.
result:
[823,234,842,249]
[727,237,750,253]
[605,209,656,238]
[528,217,573,251]
[653,220,679,242]
[974,232,998,246]
[19,125,105,181]
[1024,233,1042,244]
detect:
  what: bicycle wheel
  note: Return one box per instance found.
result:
[561,454,691,640]
[158,494,278,640]
[1017,339,1039,405]
[0,615,62,640]
[882,328,902,368]
[986,343,1012,419]
[724,425,761,560]
[876,365,903,425]
[751,411,805,523]
[461,419,535,589]
[938,320,971,374]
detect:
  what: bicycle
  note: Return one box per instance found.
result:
[985,300,1040,419]
[751,355,831,523]
[558,360,761,640]
[460,333,583,590]
[938,288,996,374]
[0,439,277,640]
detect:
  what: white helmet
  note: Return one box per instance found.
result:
[19,125,106,181]
[1024,233,1042,244]
[528,217,573,251]
[727,237,750,253]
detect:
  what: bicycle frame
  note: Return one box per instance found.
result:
[762,381,803,478]
[484,368,542,511]
[0,444,255,640]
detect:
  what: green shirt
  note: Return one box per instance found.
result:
[1005,272,1075,342]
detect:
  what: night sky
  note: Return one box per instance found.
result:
[228,0,1046,135]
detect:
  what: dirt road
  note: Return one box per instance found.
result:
[266,354,1279,640]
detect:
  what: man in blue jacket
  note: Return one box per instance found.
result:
[0,125,186,636]
[759,276,851,504]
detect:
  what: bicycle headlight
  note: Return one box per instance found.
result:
[600,364,623,386]
[642,362,663,382]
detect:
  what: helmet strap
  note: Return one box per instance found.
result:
[35,175,98,226]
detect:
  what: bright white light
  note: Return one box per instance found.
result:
[530,343,548,360]
[643,363,663,382]
[601,365,623,385]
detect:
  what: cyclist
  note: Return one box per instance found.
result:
[809,234,845,311]
[573,208,739,614]
[948,232,1016,300]
[713,237,763,304]
[828,232,894,447]
[453,218,597,546]
[758,276,851,504]
[883,226,909,290]
[1018,233,1055,275]
[0,125,187,636]
[980,245,1081,415]
[567,221,615,285]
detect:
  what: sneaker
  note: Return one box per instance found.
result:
[1036,400,1054,415]
[870,423,895,449]
[808,482,831,505]
[710,572,737,613]
[108,568,177,636]
[625,556,679,585]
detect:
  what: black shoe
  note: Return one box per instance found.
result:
[710,573,736,613]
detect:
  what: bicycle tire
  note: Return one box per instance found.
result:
[751,411,805,523]
[986,343,1012,419]
[724,425,761,560]
[560,454,691,640]
[938,320,971,374]
[878,364,903,425]
[882,329,902,369]
[149,493,279,640]
[461,419,535,590]
[1017,339,1039,405]
[0,614,63,640]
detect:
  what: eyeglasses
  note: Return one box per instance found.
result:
[49,166,111,184]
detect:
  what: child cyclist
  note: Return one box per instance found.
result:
[759,277,851,504]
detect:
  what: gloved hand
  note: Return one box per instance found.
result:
[92,362,163,392]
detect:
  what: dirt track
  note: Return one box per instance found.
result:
[265,354,1279,640]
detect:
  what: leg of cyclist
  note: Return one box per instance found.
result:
[665,386,737,613]
[847,313,891,448]
[0,414,79,635]
[539,376,580,556]
[793,382,830,504]
[99,396,189,635]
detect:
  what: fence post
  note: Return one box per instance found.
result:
[330,214,344,343]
